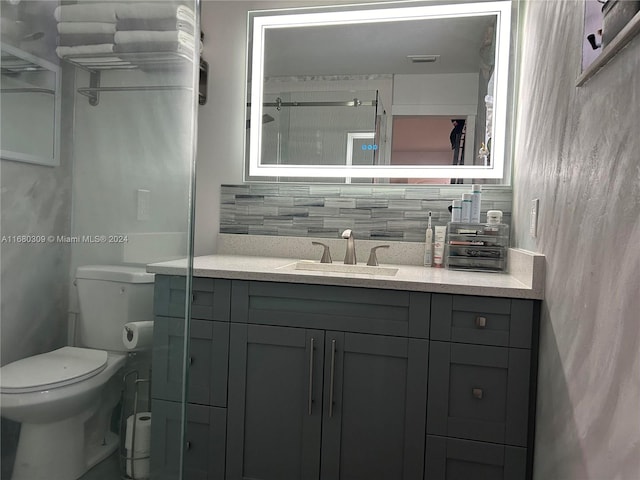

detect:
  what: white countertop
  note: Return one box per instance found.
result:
[147,249,545,300]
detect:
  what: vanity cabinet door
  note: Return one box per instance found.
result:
[427,341,531,447]
[425,435,527,480]
[320,332,429,480]
[152,315,187,402]
[226,323,325,480]
[188,320,229,407]
[152,317,229,407]
[150,399,227,480]
[154,275,231,321]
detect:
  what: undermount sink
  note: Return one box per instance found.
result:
[290,260,399,277]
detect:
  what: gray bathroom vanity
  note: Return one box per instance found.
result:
[147,250,543,480]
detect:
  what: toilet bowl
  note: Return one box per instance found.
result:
[1,347,127,480]
[0,265,155,480]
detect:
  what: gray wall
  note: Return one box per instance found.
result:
[0,65,74,367]
[512,1,640,478]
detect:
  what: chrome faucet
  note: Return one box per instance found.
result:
[311,241,332,263]
[341,229,356,264]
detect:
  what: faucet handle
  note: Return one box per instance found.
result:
[311,241,332,263]
[367,245,390,266]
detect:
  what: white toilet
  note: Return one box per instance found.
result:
[0,265,155,480]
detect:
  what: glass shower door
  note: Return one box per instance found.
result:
[0,1,199,479]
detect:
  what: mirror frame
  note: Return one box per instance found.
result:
[1,43,61,167]
[247,1,512,180]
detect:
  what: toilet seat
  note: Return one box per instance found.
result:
[0,347,108,394]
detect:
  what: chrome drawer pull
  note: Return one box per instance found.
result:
[329,339,336,418]
[475,316,487,328]
[472,388,483,399]
[308,337,315,416]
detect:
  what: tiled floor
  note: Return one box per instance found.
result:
[80,452,122,480]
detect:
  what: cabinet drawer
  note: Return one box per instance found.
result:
[154,275,231,321]
[152,317,229,407]
[150,399,226,480]
[425,435,526,480]
[231,280,430,338]
[431,294,534,348]
[427,342,530,446]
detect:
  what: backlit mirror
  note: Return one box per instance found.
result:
[246,1,513,182]
[1,43,60,167]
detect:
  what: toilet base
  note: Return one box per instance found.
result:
[11,413,119,480]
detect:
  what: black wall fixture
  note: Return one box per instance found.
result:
[199,30,208,105]
[199,58,208,105]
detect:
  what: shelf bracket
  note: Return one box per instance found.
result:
[88,71,100,106]
[77,70,101,106]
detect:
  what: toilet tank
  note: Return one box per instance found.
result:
[75,265,155,351]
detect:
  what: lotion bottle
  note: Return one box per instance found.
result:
[433,225,447,268]
[461,193,472,223]
[451,200,462,222]
[424,211,433,266]
[470,184,482,223]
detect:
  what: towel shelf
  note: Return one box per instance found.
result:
[76,85,192,103]
[62,51,194,106]
[0,87,56,95]
[62,50,192,72]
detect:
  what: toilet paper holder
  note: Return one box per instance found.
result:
[124,326,134,342]
[120,369,152,480]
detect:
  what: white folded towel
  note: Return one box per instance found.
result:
[58,33,115,46]
[115,42,195,57]
[67,56,128,64]
[116,17,194,33]
[116,3,194,23]
[114,30,194,46]
[54,4,120,23]
[63,55,131,68]
[57,22,117,35]
[56,44,115,59]
[115,40,202,55]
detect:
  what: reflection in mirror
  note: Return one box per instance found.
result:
[390,115,475,184]
[1,43,60,166]
[259,89,383,167]
[246,1,512,182]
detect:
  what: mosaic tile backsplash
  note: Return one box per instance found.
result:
[221,184,512,243]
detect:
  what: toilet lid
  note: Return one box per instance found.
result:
[0,347,108,394]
